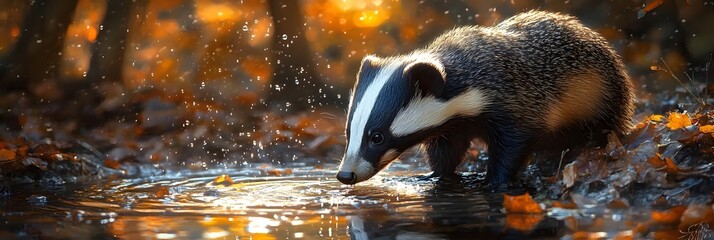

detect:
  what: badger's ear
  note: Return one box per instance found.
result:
[403,60,446,97]
[359,55,380,71]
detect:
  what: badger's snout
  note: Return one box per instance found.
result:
[336,171,357,184]
[336,156,378,184]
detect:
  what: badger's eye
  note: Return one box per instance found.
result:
[369,132,384,145]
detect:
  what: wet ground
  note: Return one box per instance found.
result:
[0,161,704,240]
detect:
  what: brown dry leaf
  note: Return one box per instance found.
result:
[666,112,692,130]
[607,199,630,209]
[0,148,16,161]
[647,153,665,168]
[213,174,234,186]
[651,206,686,224]
[678,204,714,231]
[503,193,543,214]
[104,159,120,169]
[663,157,683,174]
[149,153,161,162]
[699,125,714,133]
[649,231,686,240]
[551,200,577,209]
[266,169,293,176]
[505,214,544,232]
[155,186,170,198]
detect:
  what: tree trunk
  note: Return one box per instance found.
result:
[266,0,324,112]
[0,0,78,93]
[87,0,144,93]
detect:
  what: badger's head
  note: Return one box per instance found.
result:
[336,54,450,184]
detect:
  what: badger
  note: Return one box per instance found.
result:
[336,11,634,185]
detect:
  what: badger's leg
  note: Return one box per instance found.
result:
[424,130,472,178]
[486,129,533,185]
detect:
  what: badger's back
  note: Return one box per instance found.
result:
[425,11,634,139]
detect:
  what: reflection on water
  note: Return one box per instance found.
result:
[0,164,677,239]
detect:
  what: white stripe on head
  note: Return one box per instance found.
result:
[339,63,401,172]
[390,88,489,137]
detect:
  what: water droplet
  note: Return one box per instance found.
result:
[242,25,249,31]
[282,34,288,40]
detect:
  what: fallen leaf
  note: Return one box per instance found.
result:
[155,186,170,198]
[638,0,665,19]
[104,159,120,169]
[700,125,714,133]
[663,157,683,174]
[0,149,16,161]
[551,200,577,209]
[647,153,665,168]
[651,206,686,224]
[505,214,544,232]
[666,112,692,130]
[679,204,714,230]
[213,174,234,186]
[266,169,293,176]
[607,199,630,209]
[648,114,665,122]
[503,193,543,214]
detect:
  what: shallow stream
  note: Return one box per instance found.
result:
[0,162,692,239]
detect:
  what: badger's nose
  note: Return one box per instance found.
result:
[336,171,357,184]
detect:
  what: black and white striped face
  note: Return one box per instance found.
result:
[336,54,488,184]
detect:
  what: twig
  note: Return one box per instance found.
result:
[555,149,570,180]
[658,57,706,105]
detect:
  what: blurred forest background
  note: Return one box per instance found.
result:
[0,0,713,182]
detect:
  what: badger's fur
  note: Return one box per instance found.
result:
[336,11,635,185]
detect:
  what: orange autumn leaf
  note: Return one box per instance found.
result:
[700,125,714,133]
[503,193,543,214]
[651,206,686,224]
[663,157,682,173]
[647,153,665,168]
[266,169,294,176]
[647,114,665,122]
[155,186,170,198]
[505,214,544,232]
[643,0,665,12]
[0,149,16,161]
[638,0,665,19]
[666,112,692,130]
[213,174,234,186]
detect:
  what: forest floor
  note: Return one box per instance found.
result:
[1,86,713,234]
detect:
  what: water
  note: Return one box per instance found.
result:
[0,163,688,239]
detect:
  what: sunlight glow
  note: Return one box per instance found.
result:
[155,233,177,239]
[202,227,229,239]
[247,217,280,234]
